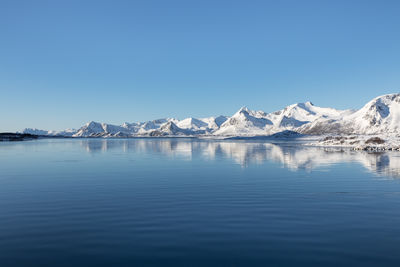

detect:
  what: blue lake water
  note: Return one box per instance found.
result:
[1,138,400,266]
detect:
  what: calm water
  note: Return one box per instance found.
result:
[1,138,400,267]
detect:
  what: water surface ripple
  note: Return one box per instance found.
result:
[1,138,400,266]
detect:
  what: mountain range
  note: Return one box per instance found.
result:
[22,93,400,138]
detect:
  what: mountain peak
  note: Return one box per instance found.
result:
[238,106,250,113]
[86,121,101,127]
[305,101,314,106]
[291,101,314,110]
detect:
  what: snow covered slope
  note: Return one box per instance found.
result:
[148,121,197,136]
[22,128,51,136]
[300,93,400,135]
[213,103,348,136]
[213,107,273,136]
[344,93,400,134]
[266,102,349,129]
[73,121,131,137]
[177,118,209,131]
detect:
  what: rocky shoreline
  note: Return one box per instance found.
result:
[308,135,400,151]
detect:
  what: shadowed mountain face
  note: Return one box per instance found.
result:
[79,138,400,178]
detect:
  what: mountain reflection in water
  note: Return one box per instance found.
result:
[80,138,400,178]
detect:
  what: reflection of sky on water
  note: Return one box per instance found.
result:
[80,138,400,179]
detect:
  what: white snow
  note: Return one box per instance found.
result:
[299,93,400,136]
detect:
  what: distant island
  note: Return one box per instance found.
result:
[0,133,38,142]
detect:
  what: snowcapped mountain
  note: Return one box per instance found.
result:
[266,101,349,129]
[22,128,77,137]
[213,107,273,136]
[72,121,131,137]
[148,121,196,136]
[176,116,229,132]
[300,93,400,135]
[345,93,400,134]
[199,116,228,130]
[213,103,348,136]
[177,118,209,131]
[21,93,400,138]
[22,128,51,136]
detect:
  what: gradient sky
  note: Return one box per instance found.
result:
[1,0,400,131]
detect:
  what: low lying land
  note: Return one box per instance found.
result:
[0,133,39,141]
[307,135,400,151]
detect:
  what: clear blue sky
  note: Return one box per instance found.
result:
[1,0,400,131]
